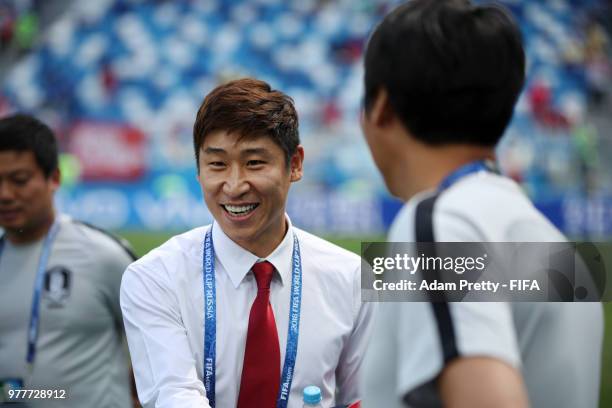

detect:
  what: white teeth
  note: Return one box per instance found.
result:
[224,204,257,215]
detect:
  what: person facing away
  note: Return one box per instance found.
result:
[120,78,374,408]
[359,1,603,407]
[0,114,136,407]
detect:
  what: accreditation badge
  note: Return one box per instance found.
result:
[0,378,23,403]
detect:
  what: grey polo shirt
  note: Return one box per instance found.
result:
[0,214,135,407]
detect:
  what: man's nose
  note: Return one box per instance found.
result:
[0,181,16,203]
[222,167,250,198]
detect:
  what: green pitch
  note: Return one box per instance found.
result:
[119,230,612,408]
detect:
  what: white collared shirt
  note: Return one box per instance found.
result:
[120,218,374,408]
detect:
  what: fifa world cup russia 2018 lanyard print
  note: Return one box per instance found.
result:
[202,225,303,408]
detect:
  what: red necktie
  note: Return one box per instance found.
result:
[237,261,281,408]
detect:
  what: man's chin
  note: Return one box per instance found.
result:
[214,217,251,237]
[0,225,28,242]
[223,227,257,244]
[0,222,24,233]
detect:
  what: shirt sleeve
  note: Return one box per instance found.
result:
[335,264,376,406]
[120,260,210,408]
[396,301,521,407]
[103,241,136,328]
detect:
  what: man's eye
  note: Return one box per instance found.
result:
[208,162,225,167]
[12,177,30,185]
[247,160,265,166]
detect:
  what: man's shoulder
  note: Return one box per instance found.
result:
[58,215,137,263]
[437,173,564,240]
[392,174,564,242]
[121,225,208,298]
[439,172,536,212]
[127,225,209,274]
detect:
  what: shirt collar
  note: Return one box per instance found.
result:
[211,216,295,289]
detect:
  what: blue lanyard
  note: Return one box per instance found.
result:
[203,226,303,408]
[0,221,60,371]
[438,160,495,191]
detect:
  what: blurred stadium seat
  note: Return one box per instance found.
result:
[0,0,610,238]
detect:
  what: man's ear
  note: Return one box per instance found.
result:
[289,145,304,183]
[367,88,396,128]
[49,168,61,193]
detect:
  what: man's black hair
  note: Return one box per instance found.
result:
[364,0,525,146]
[0,114,58,177]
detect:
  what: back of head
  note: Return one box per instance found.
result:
[0,114,58,177]
[364,0,525,147]
[193,78,300,170]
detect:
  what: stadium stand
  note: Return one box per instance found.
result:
[0,0,610,237]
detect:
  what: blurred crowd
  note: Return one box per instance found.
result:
[0,0,40,52]
[0,0,609,231]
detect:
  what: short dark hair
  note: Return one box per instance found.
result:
[193,78,300,171]
[0,114,58,177]
[364,0,525,147]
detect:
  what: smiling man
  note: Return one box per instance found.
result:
[120,78,373,408]
[0,114,136,407]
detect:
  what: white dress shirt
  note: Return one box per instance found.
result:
[120,217,374,408]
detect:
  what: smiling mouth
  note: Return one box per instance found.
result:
[222,203,259,217]
[0,208,21,216]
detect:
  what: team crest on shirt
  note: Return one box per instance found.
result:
[43,266,72,307]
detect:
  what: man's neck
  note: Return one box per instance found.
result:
[393,144,495,202]
[233,218,288,259]
[5,212,56,245]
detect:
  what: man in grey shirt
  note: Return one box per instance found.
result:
[359,1,603,407]
[0,114,135,407]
